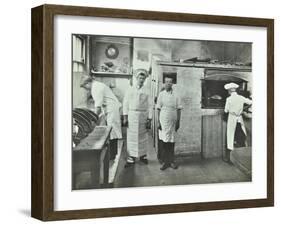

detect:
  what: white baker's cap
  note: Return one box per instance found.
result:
[224,82,239,90]
[135,68,148,78]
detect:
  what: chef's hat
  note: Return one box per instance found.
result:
[224,82,239,90]
[135,68,148,78]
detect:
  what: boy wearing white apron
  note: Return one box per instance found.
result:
[224,83,252,163]
[123,69,152,168]
[156,76,183,170]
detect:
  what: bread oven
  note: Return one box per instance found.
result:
[201,70,249,109]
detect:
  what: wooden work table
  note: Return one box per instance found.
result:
[72,126,112,189]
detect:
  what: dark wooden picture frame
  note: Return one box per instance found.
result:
[31,4,274,221]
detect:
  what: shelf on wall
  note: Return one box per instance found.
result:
[92,72,133,78]
[158,61,252,72]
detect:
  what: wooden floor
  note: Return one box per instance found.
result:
[114,134,251,188]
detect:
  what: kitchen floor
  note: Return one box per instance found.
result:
[114,134,251,188]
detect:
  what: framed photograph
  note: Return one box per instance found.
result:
[31,4,274,221]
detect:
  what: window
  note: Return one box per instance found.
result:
[72,35,86,72]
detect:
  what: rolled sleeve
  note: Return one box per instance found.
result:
[243,97,252,105]
[148,101,153,119]
[148,91,153,119]
[156,92,162,110]
[176,95,183,110]
[224,98,229,113]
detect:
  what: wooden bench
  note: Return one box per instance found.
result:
[72,126,112,189]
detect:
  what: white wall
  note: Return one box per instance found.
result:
[0,0,279,225]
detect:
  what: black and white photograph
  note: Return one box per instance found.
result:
[72,35,253,190]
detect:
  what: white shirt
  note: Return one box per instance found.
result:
[91,81,121,113]
[123,84,153,118]
[156,89,183,111]
[224,92,252,116]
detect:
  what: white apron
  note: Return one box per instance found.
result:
[123,85,152,158]
[127,110,149,157]
[227,112,247,150]
[159,109,177,143]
